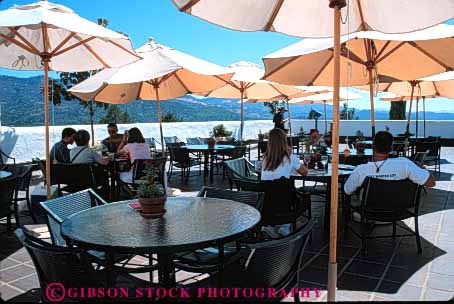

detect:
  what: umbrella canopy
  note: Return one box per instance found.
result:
[0,1,140,198]
[173,0,453,38]
[263,24,454,136]
[69,38,233,148]
[173,1,454,301]
[197,61,306,139]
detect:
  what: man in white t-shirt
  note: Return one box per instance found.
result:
[344,131,435,198]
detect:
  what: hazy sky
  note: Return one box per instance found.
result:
[0,0,453,112]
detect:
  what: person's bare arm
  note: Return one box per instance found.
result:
[297,164,309,176]
[425,174,436,188]
[97,158,110,166]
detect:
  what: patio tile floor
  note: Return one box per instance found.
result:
[1,146,454,302]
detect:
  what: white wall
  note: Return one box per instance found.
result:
[1,119,454,163]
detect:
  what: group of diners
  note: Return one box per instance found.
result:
[49,123,152,183]
[259,127,436,237]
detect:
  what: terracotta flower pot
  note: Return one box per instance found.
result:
[138,196,166,218]
[207,139,216,148]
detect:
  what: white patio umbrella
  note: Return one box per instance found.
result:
[196,61,306,139]
[69,38,233,151]
[289,91,361,134]
[263,24,454,137]
[173,0,454,300]
[0,1,140,198]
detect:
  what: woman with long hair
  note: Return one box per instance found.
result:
[118,127,151,183]
[261,128,308,180]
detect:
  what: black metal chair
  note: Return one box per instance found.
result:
[224,157,258,190]
[174,187,265,282]
[0,149,15,170]
[238,177,311,231]
[0,176,18,231]
[168,146,201,184]
[415,141,441,173]
[15,228,150,301]
[412,150,429,168]
[346,177,423,255]
[193,221,314,302]
[11,165,34,224]
[186,137,202,145]
[257,141,268,160]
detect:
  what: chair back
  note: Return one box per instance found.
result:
[51,163,96,190]
[198,187,264,212]
[40,189,106,246]
[413,150,429,167]
[0,176,16,219]
[361,177,422,216]
[0,150,16,170]
[240,221,313,288]
[12,165,33,192]
[144,137,157,150]
[131,158,166,186]
[169,146,190,163]
[164,136,179,144]
[238,177,297,225]
[15,229,98,294]
[415,141,440,158]
[186,137,201,145]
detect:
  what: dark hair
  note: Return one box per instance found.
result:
[61,127,76,140]
[310,129,319,134]
[373,131,393,154]
[74,130,90,146]
[263,128,291,171]
[127,127,145,144]
[107,123,118,129]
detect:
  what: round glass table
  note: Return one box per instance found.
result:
[61,196,260,287]
[184,144,236,184]
[0,171,12,179]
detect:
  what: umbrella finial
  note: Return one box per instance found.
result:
[148,37,154,44]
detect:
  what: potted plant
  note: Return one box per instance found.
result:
[137,163,166,219]
[210,124,233,142]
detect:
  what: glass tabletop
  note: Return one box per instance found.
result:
[0,171,12,179]
[61,197,261,254]
[184,144,236,151]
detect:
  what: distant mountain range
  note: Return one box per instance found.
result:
[1,75,454,127]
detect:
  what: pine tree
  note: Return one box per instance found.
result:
[99,105,131,124]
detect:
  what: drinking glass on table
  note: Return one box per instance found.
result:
[255,160,262,172]
[303,153,311,167]
[321,155,329,171]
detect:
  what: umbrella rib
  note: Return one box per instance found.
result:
[42,23,51,53]
[107,40,142,59]
[50,32,77,56]
[356,0,368,30]
[7,27,41,55]
[158,70,179,85]
[339,46,366,65]
[179,0,201,12]
[406,42,451,70]
[375,41,406,64]
[433,82,440,96]
[308,54,334,85]
[269,83,285,96]
[53,36,96,56]
[374,41,391,62]
[264,0,284,31]
[213,75,232,86]
[174,72,191,93]
[0,32,40,55]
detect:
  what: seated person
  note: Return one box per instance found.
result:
[273,107,288,131]
[50,127,76,164]
[117,128,152,183]
[344,131,435,205]
[70,130,109,166]
[260,128,309,238]
[309,128,322,146]
[102,123,123,153]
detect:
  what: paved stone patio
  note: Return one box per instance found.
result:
[1,146,453,302]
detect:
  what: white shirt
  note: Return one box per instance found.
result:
[344,157,430,195]
[261,154,301,181]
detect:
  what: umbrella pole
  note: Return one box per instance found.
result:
[286,98,293,136]
[153,83,168,192]
[328,0,345,301]
[406,82,415,136]
[43,59,51,199]
[368,71,376,138]
[423,97,426,138]
[416,97,419,139]
[324,101,328,134]
[240,86,244,142]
